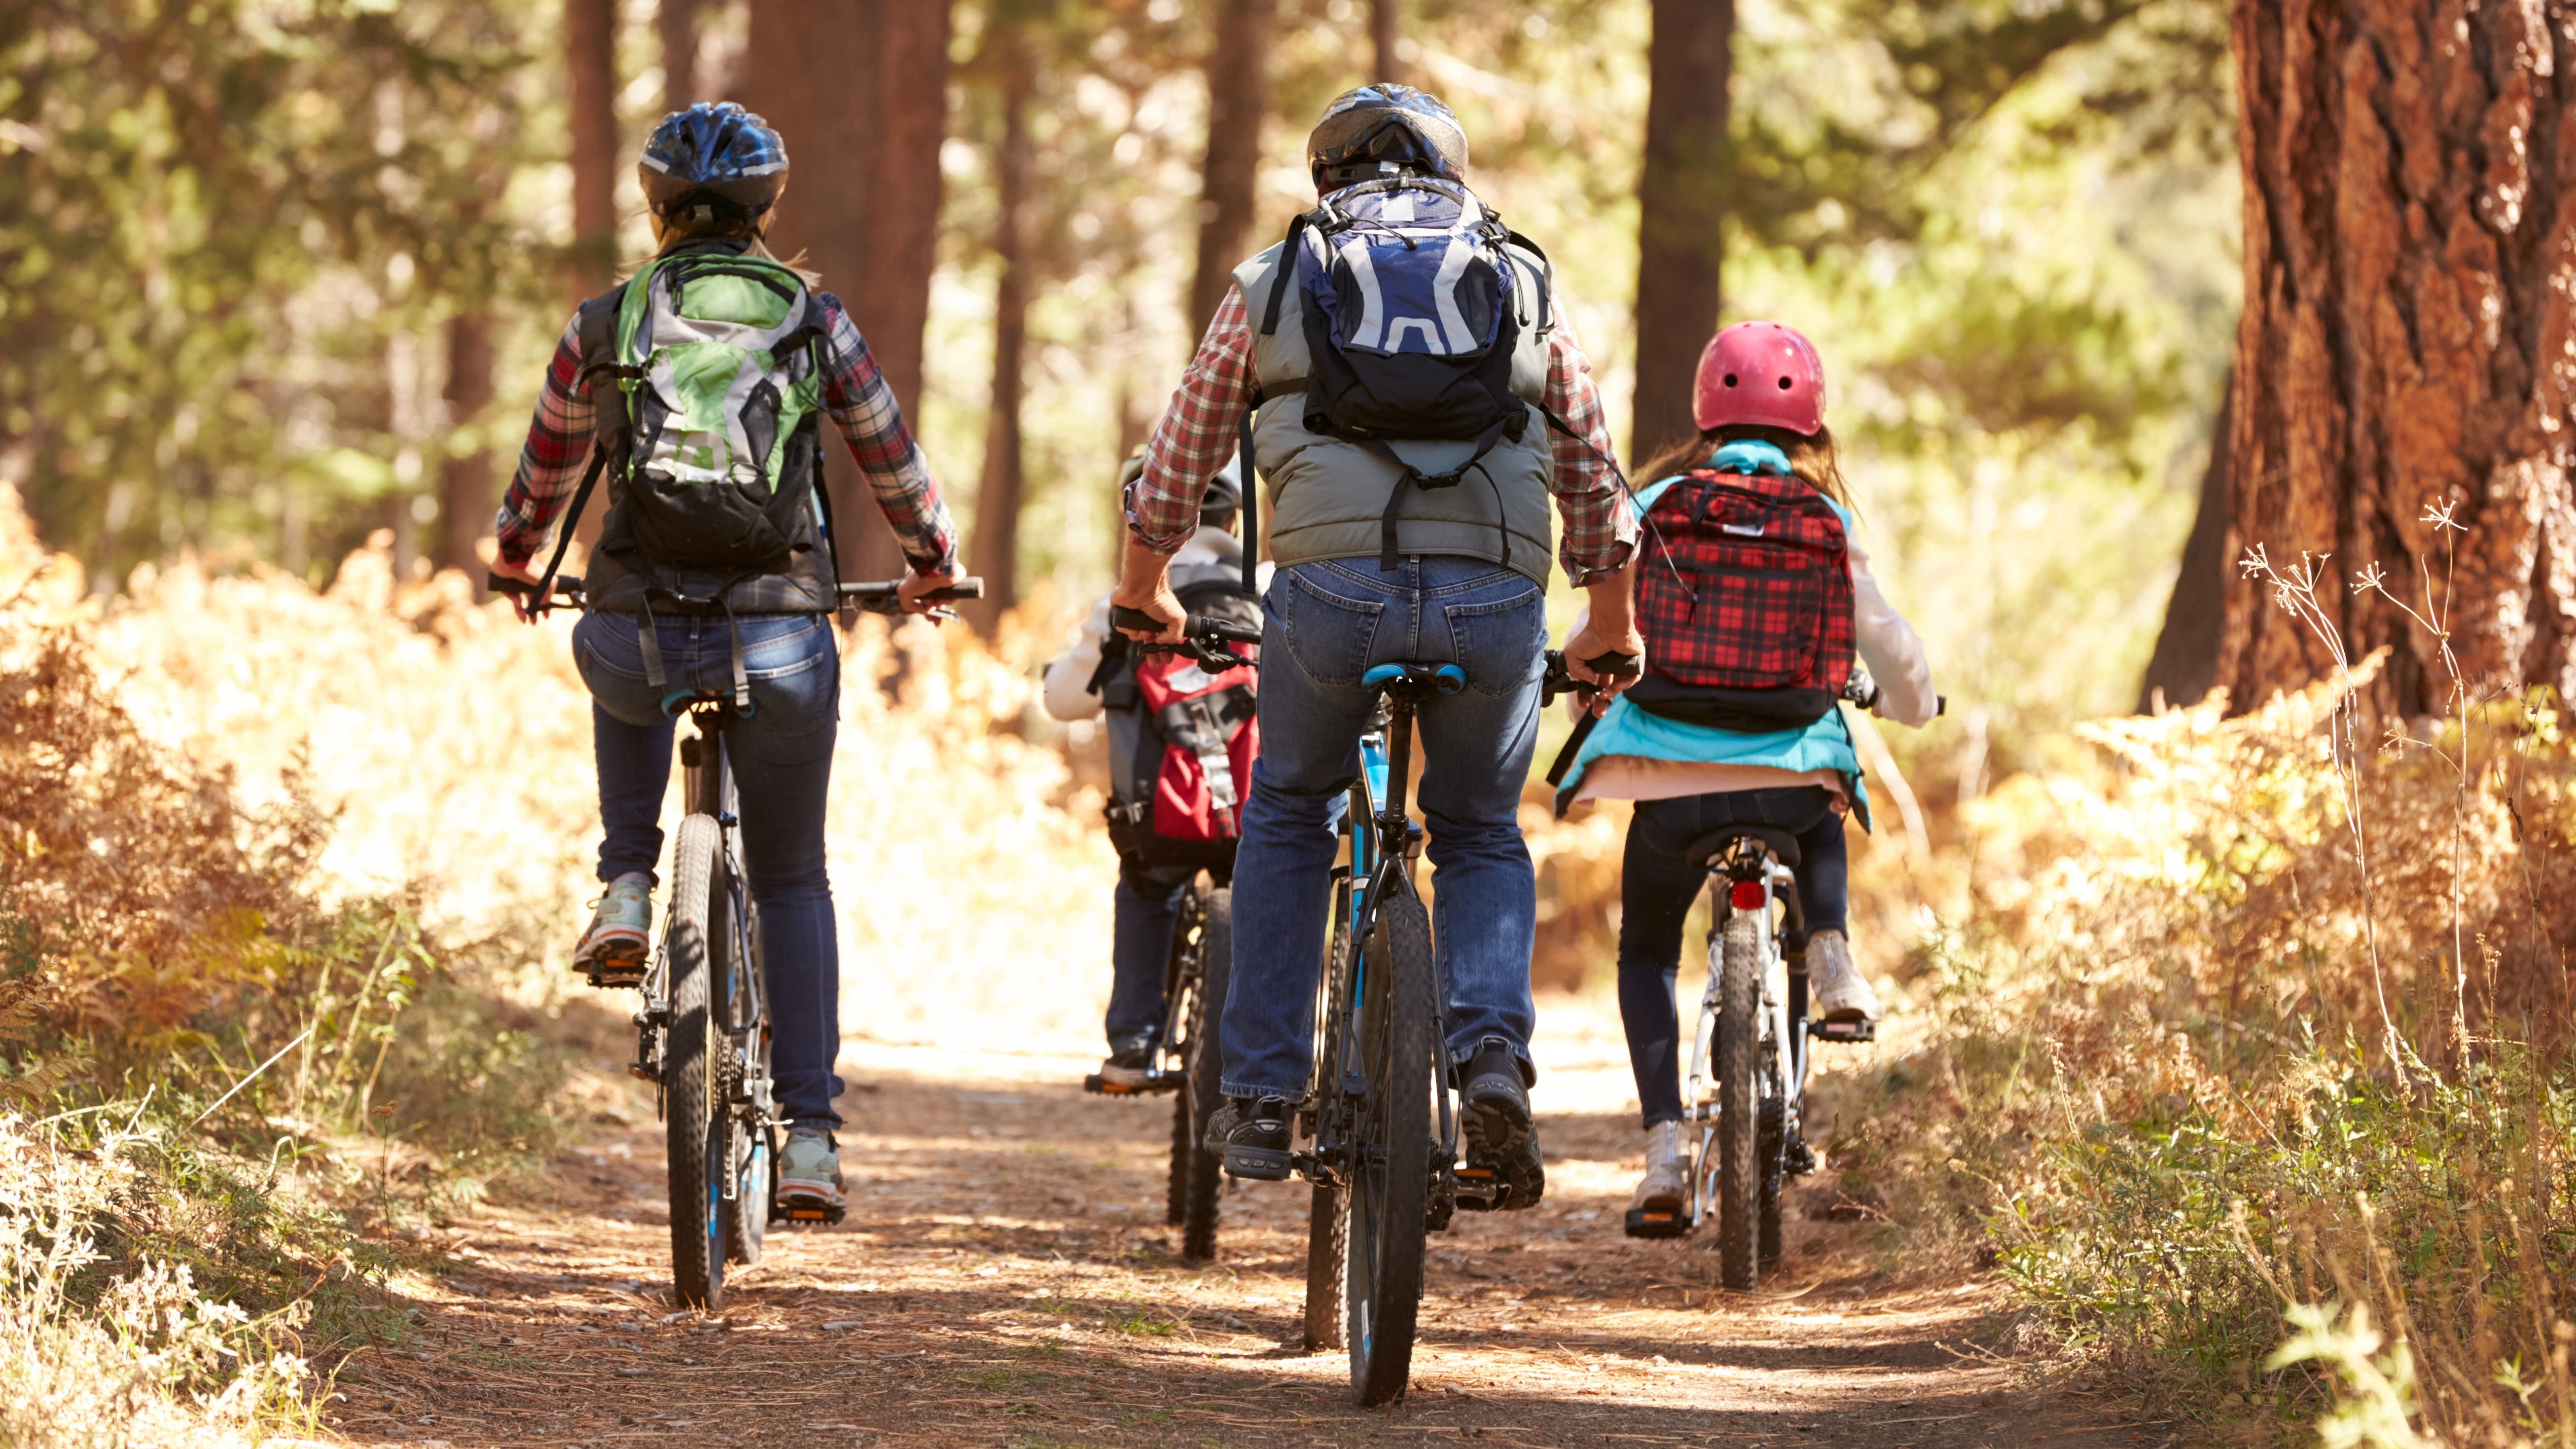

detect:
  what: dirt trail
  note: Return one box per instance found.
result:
[329,997,2143,1449]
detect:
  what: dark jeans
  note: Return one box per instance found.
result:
[572,610,845,1130]
[1616,787,1849,1129]
[1106,859,1195,1055]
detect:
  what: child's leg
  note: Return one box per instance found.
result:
[1616,799,1721,1129]
[1790,809,1850,941]
[1106,860,1194,1054]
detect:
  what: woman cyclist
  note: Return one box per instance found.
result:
[1549,323,1938,1222]
[487,102,962,1218]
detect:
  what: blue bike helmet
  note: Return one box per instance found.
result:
[1307,85,1469,190]
[640,102,790,234]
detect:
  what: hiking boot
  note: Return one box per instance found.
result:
[777,1127,846,1214]
[1459,1039,1544,1211]
[1093,1043,1155,1092]
[1628,1120,1687,1215]
[1806,930,1882,1022]
[1203,1095,1293,1180]
[574,872,653,981]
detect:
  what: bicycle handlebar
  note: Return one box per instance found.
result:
[1109,604,1261,672]
[838,577,984,615]
[487,572,586,613]
[1541,648,1642,705]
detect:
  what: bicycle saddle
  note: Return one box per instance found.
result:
[1361,662,1468,695]
[1683,825,1803,872]
[660,688,753,719]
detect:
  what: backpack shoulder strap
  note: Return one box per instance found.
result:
[1259,212,1316,338]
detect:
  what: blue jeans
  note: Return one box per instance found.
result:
[1220,557,1548,1100]
[572,610,845,1130]
[1106,860,1194,1054]
[1617,787,1848,1127]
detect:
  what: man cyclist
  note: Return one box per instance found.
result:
[488,103,962,1218]
[1112,85,1641,1207]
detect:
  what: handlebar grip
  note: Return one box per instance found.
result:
[1579,649,1641,681]
[837,577,985,610]
[1109,604,1165,635]
[487,572,583,603]
[1192,615,1263,645]
[486,571,530,598]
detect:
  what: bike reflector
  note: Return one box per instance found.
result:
[1729,880,1766,911]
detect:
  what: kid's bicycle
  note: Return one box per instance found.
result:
[1090,607,1264,1265]
[490,570,981,1310]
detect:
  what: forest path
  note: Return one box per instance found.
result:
[326,1000,2148,1449]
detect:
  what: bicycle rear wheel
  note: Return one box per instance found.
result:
[1163,887,1203,1229]
[1345,891,1435,1406]
[1303,1182,1348,1351]
[665,814,727,1310]
[1711,911,1763,1292]
[1178,884,1232,1262]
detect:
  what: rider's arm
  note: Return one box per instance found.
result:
[492,315,597,570]
[815,294,961,577]
[1849,532,1937,727]
[1536,307,1641,589]
[1113,284,1257,637]
[1040,597,1113,722]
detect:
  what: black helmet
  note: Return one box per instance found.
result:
[1307,84,1469,191]
[640,102,790,235]
[1200,454,1244,527]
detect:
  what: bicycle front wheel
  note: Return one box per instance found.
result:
[1345,891,1435,1406]
[1711,910,1764,1292]
[1179,884,1232,1261]
[664,814,727,1310]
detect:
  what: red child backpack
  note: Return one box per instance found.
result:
[1132,647,1260,842]
[1629,441,1855,731]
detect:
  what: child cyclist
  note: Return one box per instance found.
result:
[1042,450,1265,1089]
[487,103,963,1217]
[1549,323,1938,1221]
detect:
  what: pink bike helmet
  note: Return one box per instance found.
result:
[1692,322,1826,435]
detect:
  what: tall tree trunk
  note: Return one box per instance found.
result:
[967,55,1035,633]
[2137,376,2233,713]
[1629,0,1734,469]
[436,311,496,584]
[2220,0,2576,713]
[1188,0,1277,339]
[565,0,622,303]
[1371,0,1401,84]
[660,0,699,111]
[743,0,951,587]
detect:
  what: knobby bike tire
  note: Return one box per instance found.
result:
[665,814,727,1310]
[1346,891,1435,1406]
[1712,911,1764,1292]
[1164,887,1202,1228]
[1757,1096,1785,1268]
[1180,885,1233,1263]
[1302,905,1354,1352]
[722,858,771,1267]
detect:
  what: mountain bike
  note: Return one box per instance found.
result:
[1091,607,1263,1264]
[1614,666,1944,1295]
[490,570,981,1310]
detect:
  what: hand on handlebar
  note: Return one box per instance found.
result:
[488,556,543,623]
[898,564,968,621]
[1558,620,1645,717]
[1107,575,1187,644]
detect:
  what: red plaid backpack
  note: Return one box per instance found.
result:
[1629,447,1855,731]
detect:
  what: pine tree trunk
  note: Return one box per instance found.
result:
[1189,0,1277,339]
[2221,0,2576,712]
[1371,0,1401,85]
[436,311,496,584]
[565,0,621,302]
[1630,0,1734,469]
[743,0,951,587]
[967,54,1035,633]
[660,0,699,111]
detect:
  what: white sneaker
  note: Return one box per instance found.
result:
[1628,1120,1687,1214]
[1806,930,1882,1022]
[573,872,653,979]
[778,1127,847,1213]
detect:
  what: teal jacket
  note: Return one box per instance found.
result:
[1552,477,1871,824]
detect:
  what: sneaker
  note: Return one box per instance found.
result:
[1459,1039,1544,1211]
[1093,1044,1155,1092]
[1202,1095,1293,1180]
[574,872,653,980]
[1628,1120,1687,1215]
[777,1127,846,1213]
[1806,930,1882,1022]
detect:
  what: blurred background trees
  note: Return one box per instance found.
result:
[2,0,2240,770]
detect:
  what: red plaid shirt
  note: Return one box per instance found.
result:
[495,292,958,572]
[1127,282,1638,585]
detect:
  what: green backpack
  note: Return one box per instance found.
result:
[600,251,831,571]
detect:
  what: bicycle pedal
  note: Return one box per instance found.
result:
[1083,1071,1183,1096]
[1624,1208,1693,1240]
[625,1062,661,1085]
[1452,1166,1509,1212]
[777,1202,846,1226]
[1809,1019,1876,1044]
[588,967,647,990]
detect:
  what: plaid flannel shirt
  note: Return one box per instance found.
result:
[494,292,958,572]
[1127,281,1637,585]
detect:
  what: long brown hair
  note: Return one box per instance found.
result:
[1635,423,1850,508]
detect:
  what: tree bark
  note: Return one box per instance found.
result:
[1189,0,1277,340]
[2221,0,2576,713]
[743,0,952,586]
[2138,376,2234,712]
[660,0,699,112]
[1371,0,1401,85]
[1629,0,1734,469]
[435,310,496,584]
[967,53,1035,632]
[565,0,622,303]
